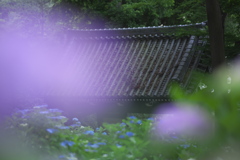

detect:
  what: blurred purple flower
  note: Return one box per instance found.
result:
[155,103,213,138]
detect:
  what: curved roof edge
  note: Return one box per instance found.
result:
[64,22,207,38]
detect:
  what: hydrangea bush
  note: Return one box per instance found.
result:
[1,63,240,160]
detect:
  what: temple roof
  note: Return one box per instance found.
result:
[45,22,207,101]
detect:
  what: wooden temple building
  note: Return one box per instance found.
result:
[43,22,209,124]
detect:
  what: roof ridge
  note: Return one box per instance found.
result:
[68,22,207,31]
[64,22,207,38]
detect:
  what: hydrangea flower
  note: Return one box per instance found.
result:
[72,118,79,121]
[126,132,134,137]
[47,116,66,120]
[180,144,190,149]
[97,142,106,145]
[46,128,58,134]
[120,123,126,127]
[39,111,49,114]
[60,140,75,148]
[147,117,154,121]
[85,149,97,152]
[119,135,125,139]
[87,143,99,148]
[70,124,81,127]
[84,130,94,135]
[102,132,107,135]
[137,120,142,124]
[17,109,31,115]
[33,104,48,109]
[116,131,121,134]
[49,109,63,113]
[116,144,122,148]
[57,126,70,129]
[129,116,137,119]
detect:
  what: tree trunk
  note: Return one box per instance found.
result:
[205,0,225,69]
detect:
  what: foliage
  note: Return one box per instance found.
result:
[103,0,174,28]
[3,61,240,160]
[2,104,210,160]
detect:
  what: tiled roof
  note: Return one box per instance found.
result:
[45,23,206,100]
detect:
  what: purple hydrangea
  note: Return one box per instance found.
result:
[155,103,213,138]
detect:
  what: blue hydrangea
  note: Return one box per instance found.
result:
[97,142,106,145]
[96,128,100,131]
[102,132,107,135]
[47,116,66,120]
[85,149,97,152]
[72,118,79,121]
[60,140,75,148]
[119,135,125,139]
[70,124,81,127]
[17,109,31,115]
[120,123,126,127]
[49,109,63,113]
[116,131,121,134]
[46,128,58,134]
[57,126,70,129]
[58,155,65,159]
[129,116,137,119]
[87,143,99,148]
[84,130,94,135]
[137,120,142,124]
[126,132,134,137]
[180,144,190,149]
[116,144,122,148]
[33,104,48,108]
[147,117,154,121]
[39,111,49,114]
[130,120,134,123]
